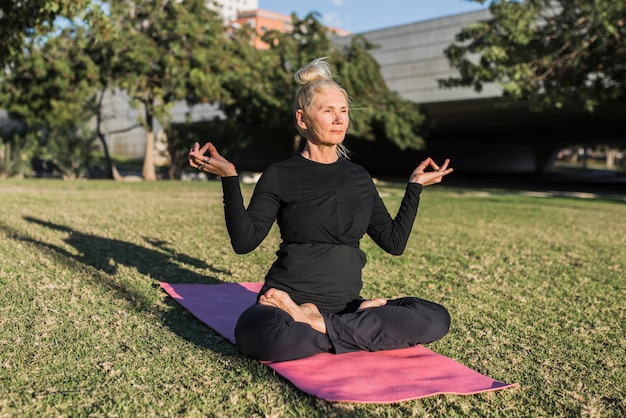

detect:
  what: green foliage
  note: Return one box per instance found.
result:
[220,26,288,127]
[441,0,626,112]
[0,0,92,68]
[0,132,39,178]
[0,23,100,178]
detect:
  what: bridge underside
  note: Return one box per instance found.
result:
[420,98,625,172]
[424,98,624,146]
[344,98,624,175]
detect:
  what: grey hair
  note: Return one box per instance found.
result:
[294,57,350,159]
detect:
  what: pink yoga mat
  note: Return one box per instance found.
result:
[160,281,517,403]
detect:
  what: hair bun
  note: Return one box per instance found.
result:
[294,57,333,86]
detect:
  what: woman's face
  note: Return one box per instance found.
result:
[297,87,349,146]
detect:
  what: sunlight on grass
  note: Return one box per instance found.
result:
[0,179,624,416]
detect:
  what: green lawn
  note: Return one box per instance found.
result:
[1,179,624,417]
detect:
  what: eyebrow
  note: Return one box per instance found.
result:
[319,105,349,109]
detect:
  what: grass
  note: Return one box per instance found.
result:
[0,178,624,417]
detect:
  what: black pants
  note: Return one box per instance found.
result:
[234,297,450,362]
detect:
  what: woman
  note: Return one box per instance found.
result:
[189,57,453,362]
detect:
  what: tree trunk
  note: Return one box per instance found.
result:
[142,104,157,181]
[95,87,116,180]
[606,148,616,169]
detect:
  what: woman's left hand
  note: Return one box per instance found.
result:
[409,157,453,186]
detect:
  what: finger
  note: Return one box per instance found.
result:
[432,168,453,183]
[190,142,206,160]
[189,142,201,155]
[189,143,199,167]
[439,159,450,171]
[198,141,211,155]
[415,157,431,172]
[207,142,221,159]
[429,159,441,171]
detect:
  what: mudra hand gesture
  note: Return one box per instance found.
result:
[409,158,453,186]
[189,142,237,178]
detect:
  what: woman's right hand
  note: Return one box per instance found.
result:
[189,142,238,177]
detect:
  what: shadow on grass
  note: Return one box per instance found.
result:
[22,216,228,285]
[3,216,245,357]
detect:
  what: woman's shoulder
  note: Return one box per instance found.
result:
[339,158,373,178]
[340,157,366,170]
[271,155,303,169]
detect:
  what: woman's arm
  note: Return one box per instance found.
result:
[222,169,279,254]
[367,182,422,255]
[190,142,279,254]
[367,158,453,255]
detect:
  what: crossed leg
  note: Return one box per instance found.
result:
[235,289,450,361]
[259,288,327,334]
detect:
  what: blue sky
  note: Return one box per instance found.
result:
[258,0,488,33]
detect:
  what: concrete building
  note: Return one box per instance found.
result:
[336,9,498,105]
[230,9,351,50]
[230,9,294,50]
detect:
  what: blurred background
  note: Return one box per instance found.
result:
[1,0,624,193]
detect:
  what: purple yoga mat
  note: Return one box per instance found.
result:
[160,281,517,403]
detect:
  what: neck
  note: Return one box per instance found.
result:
[301,145,339,164]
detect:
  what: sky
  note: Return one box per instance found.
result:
[258,0,488,34]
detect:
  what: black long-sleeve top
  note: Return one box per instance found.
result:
[222,155,423,313]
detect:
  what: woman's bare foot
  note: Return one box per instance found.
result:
[259,288,327,334]
[359,297,388,310]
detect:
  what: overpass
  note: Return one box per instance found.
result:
[335,10,625,173]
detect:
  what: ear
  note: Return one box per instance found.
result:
[295,109,308,131]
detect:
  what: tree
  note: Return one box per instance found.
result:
[441,0,626,112]
[102,0,229,181]
[0,1,98,178]
[0,24,100,178]
[0,0,91,68]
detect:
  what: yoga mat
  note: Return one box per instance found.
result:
[160,281,517,403]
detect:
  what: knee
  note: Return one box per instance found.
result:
[401,297,451,343]
[235,304,332,361]
[234,304,276,360]
[431,303,451,342]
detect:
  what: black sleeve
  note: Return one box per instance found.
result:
[221,168,280,254]
[366,182,423,255]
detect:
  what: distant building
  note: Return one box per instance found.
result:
[206,0,258,24]
[230,9,351,50]
[230,9,292,50]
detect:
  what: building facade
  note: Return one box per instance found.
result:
[207,0,258,24]
[231,9,351,50]
[231,9,293,50]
